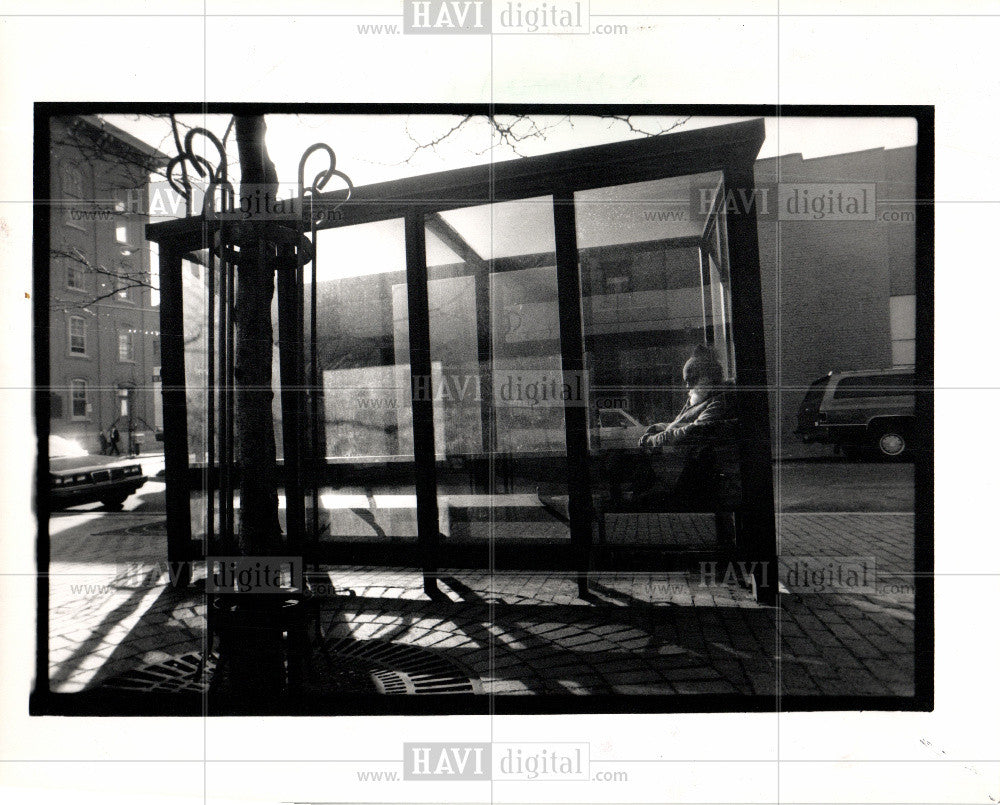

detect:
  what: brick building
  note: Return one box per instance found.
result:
[48,116,165,453]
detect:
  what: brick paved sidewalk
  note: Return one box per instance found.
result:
[45,512,915,698]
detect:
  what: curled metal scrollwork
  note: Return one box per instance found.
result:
[166,129,352,237]
[297,143,353,223]
[166,127,230,217]
[183,127,228,184]
[166,152,215,216]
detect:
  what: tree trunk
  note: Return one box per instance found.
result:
[233,115,282,556]
[211,116,285,703]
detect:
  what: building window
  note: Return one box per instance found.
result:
[115,224,130,245]
[149,245,160,307]
[118,387,132,418]
[70,379,88,420]
[114,258,138,302]
[61,162,86,231]
[118,331,135,362]
[68,316,86,355]
[66,260,86,291]
[111,187,139,216]
[890,295,916,367]
[61,162,84,198]
[601,258,633,294]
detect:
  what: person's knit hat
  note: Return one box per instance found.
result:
[682,343,724,386]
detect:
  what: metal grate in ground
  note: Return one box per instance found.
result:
[98,640,482,696]
[100,651,215,694]
[309,637,482,695]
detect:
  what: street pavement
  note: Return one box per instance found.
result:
[44,460,916,699]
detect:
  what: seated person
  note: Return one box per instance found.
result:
[631,344,734,510]
[640,343,729,451]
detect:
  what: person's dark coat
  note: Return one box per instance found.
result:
[637,388,736,510]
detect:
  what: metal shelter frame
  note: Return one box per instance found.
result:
[146,116,778,604]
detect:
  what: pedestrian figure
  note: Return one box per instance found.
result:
[109,425,121,456]
[98,429,109,455]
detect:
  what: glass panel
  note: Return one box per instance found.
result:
[420,196,569,543]
[181,257,210,543]
[832,372,915,399]
[575,173,741,546]
[182,258,209,466]
[306,218,418,543]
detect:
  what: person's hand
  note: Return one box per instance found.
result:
[639,423,666,449]
[647,426,683,450]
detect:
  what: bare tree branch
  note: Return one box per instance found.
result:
[605,115,692,137]
[391,114,691,164]
[51,282,152,311]
[400,115,476,162]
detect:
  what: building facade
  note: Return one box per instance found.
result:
[754,145,917,452]
[48,116,165,453]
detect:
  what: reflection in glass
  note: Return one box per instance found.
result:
[301,218,418,541]
[312,218,414,461]
[422,197,569,542]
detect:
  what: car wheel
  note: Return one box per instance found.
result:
[100,496,127,511]
[874,427,908,459]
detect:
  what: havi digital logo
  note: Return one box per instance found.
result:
[403,743,491,780]
[404,1,491,34]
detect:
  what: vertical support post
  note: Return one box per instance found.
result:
[474,261,493,493]
[698,245,709,339]
[722,165,778,605]
[217,234,234,554]
[277,244,305,555]
[404,211,441,597]
[159,244,193,587]
[553,191,593,597]
[295,251,308,555]
[207,238,216,550]
[308,216,322,567]
[225,258,237,547]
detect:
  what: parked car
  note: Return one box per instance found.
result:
[49,435,148,510]
[597,407,647,450]
[794,368,916,459]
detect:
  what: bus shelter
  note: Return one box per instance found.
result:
[146,117,777,604]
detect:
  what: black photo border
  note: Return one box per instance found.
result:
[30,102,933,717]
